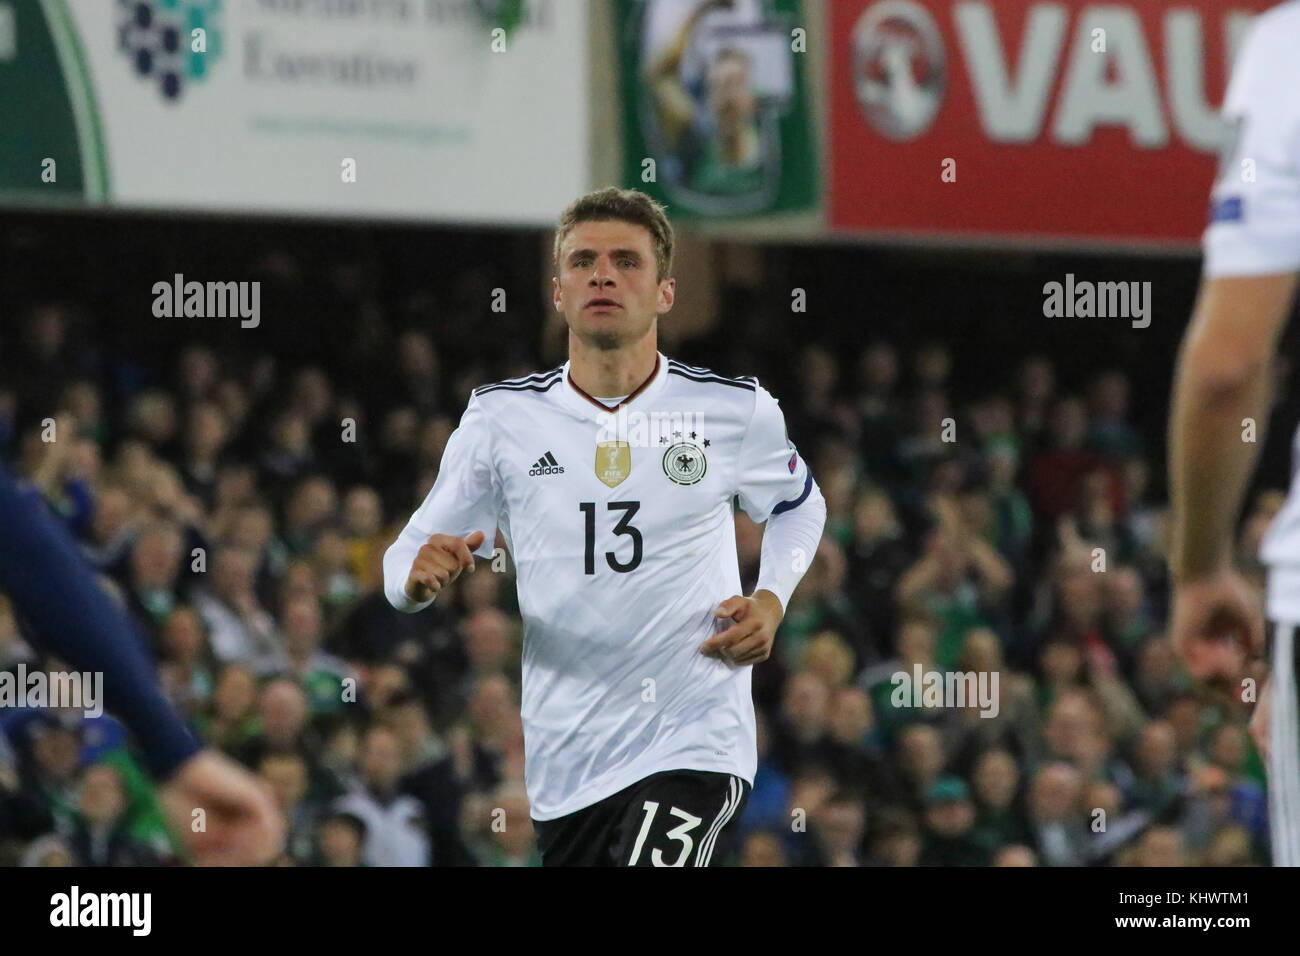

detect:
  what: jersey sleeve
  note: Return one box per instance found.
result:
[1203,10,1300,277]
[735,384,813,523]
[383,393,502,612]
[409,393,502,550]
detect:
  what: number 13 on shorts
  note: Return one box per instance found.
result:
[626,801,704,866]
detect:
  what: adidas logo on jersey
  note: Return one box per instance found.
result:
[528,451,565,477]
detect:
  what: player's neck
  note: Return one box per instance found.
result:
[567,332,659,399]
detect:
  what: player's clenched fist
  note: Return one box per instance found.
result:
[405,530,485,602]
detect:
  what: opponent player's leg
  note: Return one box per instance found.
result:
[1268,621,1300,866]
[613,770,750,867]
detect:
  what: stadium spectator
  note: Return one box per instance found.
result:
[192,545,281,672]
[807,790,868,867]
[67,764,160,867]
[968,748,1032,854]
[333,726,429,867]
[1028,762,1087,867]
[258,750,320,865]
[316,810,367,867]
[918,775,986,866]
[739,830,788,867]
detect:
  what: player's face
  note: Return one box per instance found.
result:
[553,220,674,351]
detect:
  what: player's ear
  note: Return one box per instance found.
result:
[658,277,675,314]
[552,275,563,312]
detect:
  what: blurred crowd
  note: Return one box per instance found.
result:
[0,294,1279,867]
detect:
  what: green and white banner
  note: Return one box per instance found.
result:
[617,0,818,219]
[0,0,588,223]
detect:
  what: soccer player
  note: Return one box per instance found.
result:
[384,187,826,866]
[1168,1,1300,866]
[0,461,282,865]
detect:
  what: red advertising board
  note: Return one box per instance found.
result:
[829,0,1277,244]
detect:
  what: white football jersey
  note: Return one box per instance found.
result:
[385,353,812,820]
[1201,2,1300,616]
[1203,1,1300,279]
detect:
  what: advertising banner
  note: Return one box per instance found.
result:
[617,0,818,219]
[829,0,1275,244]
[0,0,588,224]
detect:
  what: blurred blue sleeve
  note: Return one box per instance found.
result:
[0,462,202,778]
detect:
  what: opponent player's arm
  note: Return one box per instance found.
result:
[384,393,501,614]
[1169,273,1297,580]
[0,461,285,862]
[0,462,202,778]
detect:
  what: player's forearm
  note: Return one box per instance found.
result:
[1168,344,1271,581]
[754,480,826,611]
[383,523,436,613]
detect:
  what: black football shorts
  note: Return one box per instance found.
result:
[533,769,751,867]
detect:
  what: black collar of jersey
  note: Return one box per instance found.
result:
[566,353,661,413]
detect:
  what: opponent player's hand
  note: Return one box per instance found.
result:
[1169,568,1265,680]
[1250,676,1272,760]
[405,530,485,602]
[699,590,783,666]
[158,748,284,866]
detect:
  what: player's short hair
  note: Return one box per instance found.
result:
[553,187,675,282]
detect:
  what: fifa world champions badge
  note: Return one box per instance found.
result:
[595,441,631,488]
